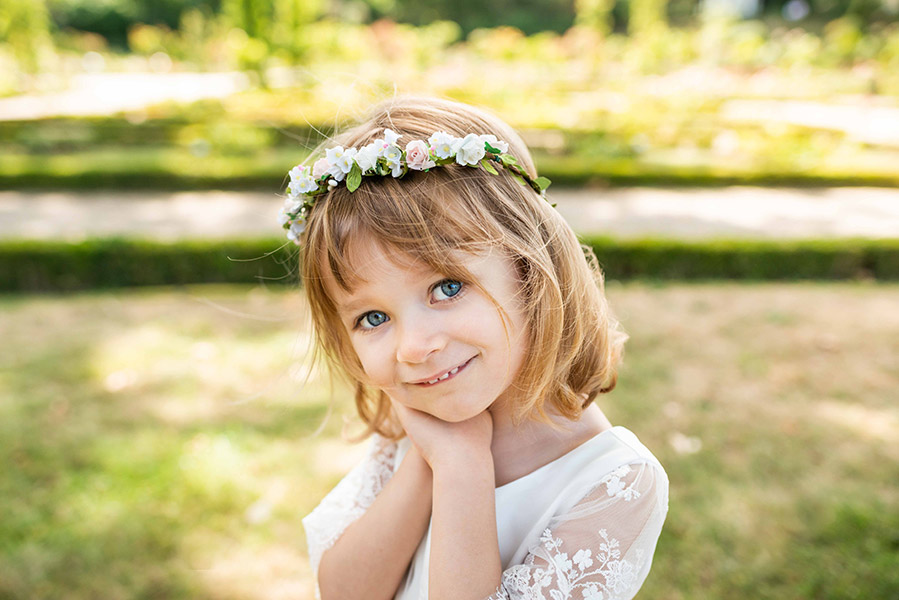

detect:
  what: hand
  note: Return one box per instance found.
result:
[389,398,494,472]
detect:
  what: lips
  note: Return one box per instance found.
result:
[410,356,474,386]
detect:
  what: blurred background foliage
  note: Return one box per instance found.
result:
[4,0,899,80]
[2,0,899,189]
[2,2,898,599]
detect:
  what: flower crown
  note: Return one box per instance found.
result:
[278,128,551,245]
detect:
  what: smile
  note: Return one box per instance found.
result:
[412,357,474,387]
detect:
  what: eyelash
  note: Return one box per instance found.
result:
[352,279,466,332]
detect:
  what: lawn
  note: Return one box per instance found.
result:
[1,282,897,599]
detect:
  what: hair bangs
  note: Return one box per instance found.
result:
[309,167,509,295]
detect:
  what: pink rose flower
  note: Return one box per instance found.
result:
[312,157,330,180]
[405,140,436,171]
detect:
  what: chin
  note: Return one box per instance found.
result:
[438,412,471,423]
[434,406,486,423]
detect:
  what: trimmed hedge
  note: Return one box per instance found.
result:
[4,119,899,190]
[586,237,899,281]
[1,237,897,294]
[0,239,300,293]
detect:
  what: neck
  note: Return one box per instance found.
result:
[486,399,612,488]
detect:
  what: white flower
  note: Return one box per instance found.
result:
[323,146,349,182]
[282,196,302,211]
[603,559,636,593]
[534,568,552,588]
[355,142,381,172]
[573,548,594,571]
[428,131,457,159]
[334,147,358,174]
[382,143,403,177]
[606,476,626,497]
[327,164,346,182]
[278,198,302,226]
[286,218,306,244]
[325,145,347,166]
[383,128,402,146]
[453,133,486,166]
[288,165,317,195]
[480,134,509,153]
[551,552,573,576]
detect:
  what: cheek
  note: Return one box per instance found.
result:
[353,341,393,383]
[456,304,518,360]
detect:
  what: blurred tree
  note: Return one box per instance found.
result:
[222,0,265,37]
[222,0,322,50]
[758,0,898,22]
[0,0,53,71]
[46,0,219,48]
[358,0,577,36]
[667,0,701,24]
[630,0,669,35]
[271,0,325,59]
[575,0,617,34]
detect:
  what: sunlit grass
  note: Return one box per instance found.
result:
[1,283,897,599]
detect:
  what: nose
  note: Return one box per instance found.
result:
[395,312,447,364]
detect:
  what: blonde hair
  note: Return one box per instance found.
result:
[301,95,628,442]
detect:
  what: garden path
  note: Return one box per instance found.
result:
[2,187,897,242]
[0,72,250,120]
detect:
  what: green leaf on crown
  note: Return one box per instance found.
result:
[534,176,552,191]
[481,159,498,175]
[512,173,527,187]
[346,163,363,192]
[499,154,518,167]
[484,142,502,154]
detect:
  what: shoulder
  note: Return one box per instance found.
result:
[567,427,668,508]
[592,426,666,474]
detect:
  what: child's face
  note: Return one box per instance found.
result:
[325,237,528,423]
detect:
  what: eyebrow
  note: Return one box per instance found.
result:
[336,297,373,318]
[333,261,448,318]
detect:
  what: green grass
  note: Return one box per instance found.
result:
[1,283,897,599]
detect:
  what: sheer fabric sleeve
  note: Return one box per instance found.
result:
[489,461,669,600]
[301,433,399,598]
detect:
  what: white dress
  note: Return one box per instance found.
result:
[303,426,669,600]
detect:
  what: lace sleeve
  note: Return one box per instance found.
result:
[489,461,669,600]
[301,433,399,598]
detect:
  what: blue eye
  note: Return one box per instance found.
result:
[433,280,463,301]
[359,311,388,330]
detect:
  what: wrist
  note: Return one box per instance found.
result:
[431,450,494,480]
[402,443,433,478]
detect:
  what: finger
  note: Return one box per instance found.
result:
[389,399,429,434]
[391,398,432,422]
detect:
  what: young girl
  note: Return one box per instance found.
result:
[284,96,668,600]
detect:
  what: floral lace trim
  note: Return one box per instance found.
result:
[487,464,648,600]
[302,435,398,592]
[603,464,641,501]
[490,528,645,600]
